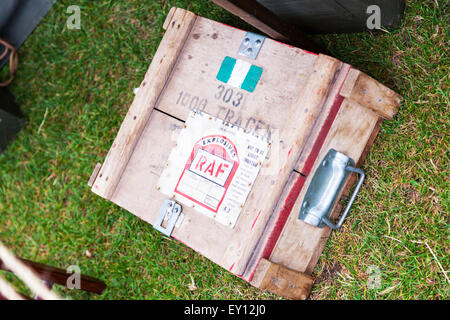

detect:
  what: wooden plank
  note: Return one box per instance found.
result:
[221,54,342,275]
[91,8,197,200]
[250,258,314,300]
[242,171,304,280]
[300,117,383,274]
[110,110,234,264]
[163,7,177,30]
[156,15,318,141]
[88,163,102,188]
[211,0,324,53]
[340,68,402,120]
[110,110,181,224]
[294,63,351,174]
[269,99,381,273]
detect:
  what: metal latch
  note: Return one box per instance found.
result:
[154,200,182,237]
[299,149,365,230]
[238,32,266,60]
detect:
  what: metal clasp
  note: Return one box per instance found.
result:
[154,200,182,237]
[299,149,365,230]
[238,32,266,60]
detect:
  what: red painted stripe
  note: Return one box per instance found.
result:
[261,175,306,260]
[301,95,344,175]
[287,145,293,157]
[246,174,306,282]
[299,67,351,175]
[246,67,353,282]
[251,210,262,230]
[301,49,319,56]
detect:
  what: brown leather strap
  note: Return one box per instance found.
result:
[0,38,18,87]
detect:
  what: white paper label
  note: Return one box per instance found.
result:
[157,110,270,228]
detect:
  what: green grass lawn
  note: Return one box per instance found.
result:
[0,0,448,300]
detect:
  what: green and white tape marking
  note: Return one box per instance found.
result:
[216,56,263,93]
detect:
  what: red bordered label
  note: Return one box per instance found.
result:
[175,135,239,213]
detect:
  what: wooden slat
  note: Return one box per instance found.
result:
[269,99,381,273]
[294,63,351,174]
[110,110,234,264]
[242,171,304,280]
[91,8,197,200]
[250,258,314,300]
[211,0,324,53]
[88,163,102,187]
[340,69,402,120]
[221,54,342,275]
[163,7,177,30]
[156,16,318,141]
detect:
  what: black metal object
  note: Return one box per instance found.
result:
[212,0,326,53]
[0,87,25,152]
[0,1,18,31]
[0,1,56,151]
[256,0,405,34]
[0,0,57,69]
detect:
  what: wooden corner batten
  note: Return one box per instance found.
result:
[91,8,197,200]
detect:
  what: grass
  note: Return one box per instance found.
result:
[0,0,448,300]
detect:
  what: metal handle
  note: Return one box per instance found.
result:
[298,149,366,230]
[321,166,365,230]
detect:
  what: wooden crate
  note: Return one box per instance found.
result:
[89,7,401,299]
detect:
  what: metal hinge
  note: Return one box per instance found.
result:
[238,32,266,60]
[299,149,365,230]
[154,199,182,237]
